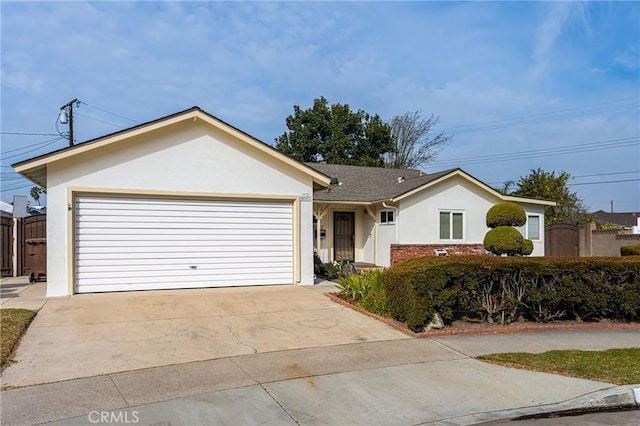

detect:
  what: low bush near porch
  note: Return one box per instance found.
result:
[383,256,640,332]
[337,270,390,316]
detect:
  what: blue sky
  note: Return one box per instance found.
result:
[2,1,639,212]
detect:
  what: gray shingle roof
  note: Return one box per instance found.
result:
[306,163,457,203]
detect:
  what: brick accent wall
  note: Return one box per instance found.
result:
[390,243,486,266]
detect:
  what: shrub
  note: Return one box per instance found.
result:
[337,270,389,316]
[484,226,524,256]
[382,256,640,331]
[522,239,534,256]
[621,245,640,256]
[322,262,343,280]
[486,202,526,228]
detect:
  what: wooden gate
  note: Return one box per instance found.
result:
[1,217,13,276]
[0,215,46,277]
[545,224,579,257]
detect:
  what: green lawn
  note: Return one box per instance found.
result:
[478,348,640,385]
[1,308,36,371]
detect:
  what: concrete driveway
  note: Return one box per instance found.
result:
[1,282,408,388]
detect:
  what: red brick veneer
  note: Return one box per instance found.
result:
[390,243,486,265]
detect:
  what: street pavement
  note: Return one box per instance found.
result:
[0,277,638,425]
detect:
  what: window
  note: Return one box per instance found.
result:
[380,210,395,224]
[518,215,541,240]
[439,211,464,240]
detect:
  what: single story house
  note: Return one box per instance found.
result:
[13,107,554,297]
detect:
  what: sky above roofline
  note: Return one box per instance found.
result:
[2,1,638,212]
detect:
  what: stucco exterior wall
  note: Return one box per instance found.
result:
[397,176,547,258]
[45,121,315,297]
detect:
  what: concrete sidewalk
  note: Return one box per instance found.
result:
[0,276,47,311]
[2,330,638,425]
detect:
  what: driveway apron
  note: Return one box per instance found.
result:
[1,285,408,388]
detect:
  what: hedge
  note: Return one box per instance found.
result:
[621,245,640,256]
[383,256,640,332]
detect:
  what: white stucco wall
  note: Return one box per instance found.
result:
[397,175,547,256]
[45,121,316,296]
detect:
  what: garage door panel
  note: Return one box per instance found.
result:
[75,196,294,293]
[77,261,293,273]
[77,271,292,287]
[76,227,292,236]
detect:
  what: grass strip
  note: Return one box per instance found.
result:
[1,308,36,371]
[478,348,640,385]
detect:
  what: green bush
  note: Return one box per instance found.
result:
[522,239,534,256]
[382,256,640,332]
[621,245,640,256]
[486,202,526,228]
[322,262,343,280]
[337,270,389,316]
[484,226,524,256]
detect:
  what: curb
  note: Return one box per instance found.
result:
[325,292,640,337]
[445,385,640,425]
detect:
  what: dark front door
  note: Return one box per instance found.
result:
[334,212,355,262]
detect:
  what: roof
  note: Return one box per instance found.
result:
[13,107,332,188]
[591,210,640,228]
[307,163,454,203]
[307,163,556,206]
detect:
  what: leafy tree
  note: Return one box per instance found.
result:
[29,186,45,206]
[512,168,591,225]
[275,97,394,166]
[385,111,451,169]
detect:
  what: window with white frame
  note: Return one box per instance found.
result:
[380,210,395,224]
[517,215,541,240]
[439,211,464,240]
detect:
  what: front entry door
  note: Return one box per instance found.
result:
[334,212,355,262]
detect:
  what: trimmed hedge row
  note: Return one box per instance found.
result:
[621,245,640,256]
[383,256,640,332]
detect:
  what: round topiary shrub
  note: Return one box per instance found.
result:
[486,202,526,228]
[521,239,534,256]
[484,226,524,256]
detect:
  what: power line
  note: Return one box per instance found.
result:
[488,171,640,186]
[568,178,640,186]
[75,112,125,128]
[78,101,138,123]
[431,137,639,167]
[1,137,64,162]
[444,97,639,135]
[1,137,68,155]
[571,171,639,179]
[1,182,32,192]
[0,132,60,136]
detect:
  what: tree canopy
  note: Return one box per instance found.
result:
[275,97,394,166]
[385,111,451,169]
[512,168,591,225]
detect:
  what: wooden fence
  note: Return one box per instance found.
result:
[545,222,640,257]
[1,215,47,277]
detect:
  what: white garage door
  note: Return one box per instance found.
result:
[75,195,294,293]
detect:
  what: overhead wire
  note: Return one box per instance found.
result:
[431,137,639,167]
[444,97,640,135]
[1,137,64,162]
[78,101,138,123]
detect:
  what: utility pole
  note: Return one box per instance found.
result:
[59,98,79,147]
[610,200,614,214]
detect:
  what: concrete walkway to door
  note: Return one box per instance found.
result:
[1,281,408,388]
